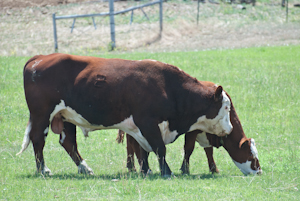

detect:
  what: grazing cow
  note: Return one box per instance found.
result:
[17,53,233,177]
[117,99,262,175]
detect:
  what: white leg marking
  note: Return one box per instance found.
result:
[60,131,66,144]
[41,165,52,175]
[78,160,94,175]
[16,121,32,155]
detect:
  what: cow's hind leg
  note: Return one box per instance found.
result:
[204,147,219,173]
[180,131,198,175]
[126,134,137,172]
[59,122,94,175]
[29,117,52,175]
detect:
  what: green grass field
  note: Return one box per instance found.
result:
[0,45,299,200]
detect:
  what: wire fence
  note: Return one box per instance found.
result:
[52,0,163,51]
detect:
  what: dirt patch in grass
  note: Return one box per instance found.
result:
[1,0,300,56]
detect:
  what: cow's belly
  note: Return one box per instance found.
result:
[50,100,182,152]
[158,121,179,145]
[49,100,153,151]
[195,132,211,148]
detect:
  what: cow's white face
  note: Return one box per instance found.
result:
[232,139,262,175]
[214,91,232,136]
[188,91,233,136]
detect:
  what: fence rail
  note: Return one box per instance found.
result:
[52,0,163,51]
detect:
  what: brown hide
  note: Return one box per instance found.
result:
[22,53,229,176]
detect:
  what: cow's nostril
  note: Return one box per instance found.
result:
[257,169,263,175]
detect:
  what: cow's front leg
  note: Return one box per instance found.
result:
[138,120,172,177]
[180,131,198,174]
[204,147,219,173]
[59,122,94,175]
[156,145,172,177]
[139,146,151,175]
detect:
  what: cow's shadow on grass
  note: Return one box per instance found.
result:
[20,171,224,180]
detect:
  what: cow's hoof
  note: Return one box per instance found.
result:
[140,169,152,177]
[127,167,137,173]
[210,168,219,174]
[180,168,190,175]
[78,160,94,175]
[37,165,52,176]
[180,163,190,175]
[162,172,174,178]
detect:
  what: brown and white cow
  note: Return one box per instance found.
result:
[117,98,262,175]
[17,53,233,177]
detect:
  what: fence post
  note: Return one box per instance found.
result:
[197,0,200,25]
[286,0,289,22]
[52,13,58,52]
[109,0,116,50]
[159,0,163,35]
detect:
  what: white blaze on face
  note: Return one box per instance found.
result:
[232,139,261,175]
[218,91,232,135]
[232,160,256,175]
[250,139,259,159]
[188,91,233,136]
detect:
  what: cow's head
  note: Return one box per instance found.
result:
[217,96,262,175]
[195,85,233,136]
[222,135,262,175]
[232,137,262,175]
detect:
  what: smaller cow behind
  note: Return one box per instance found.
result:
[117,100,262,175]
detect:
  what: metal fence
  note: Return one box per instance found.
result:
[52,0,163,52]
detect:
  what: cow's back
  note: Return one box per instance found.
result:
[23,54,193,126]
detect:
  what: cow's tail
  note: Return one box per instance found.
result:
[16,120,31,155]
[116,130,125,144]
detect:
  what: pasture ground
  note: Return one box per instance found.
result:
[0,0,300,56]
[0,46,300,200]
[1,0,300,200]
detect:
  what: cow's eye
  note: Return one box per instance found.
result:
[225,106,228,110]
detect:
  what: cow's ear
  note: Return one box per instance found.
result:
[239,137,250,149]
[214,86,223,102]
